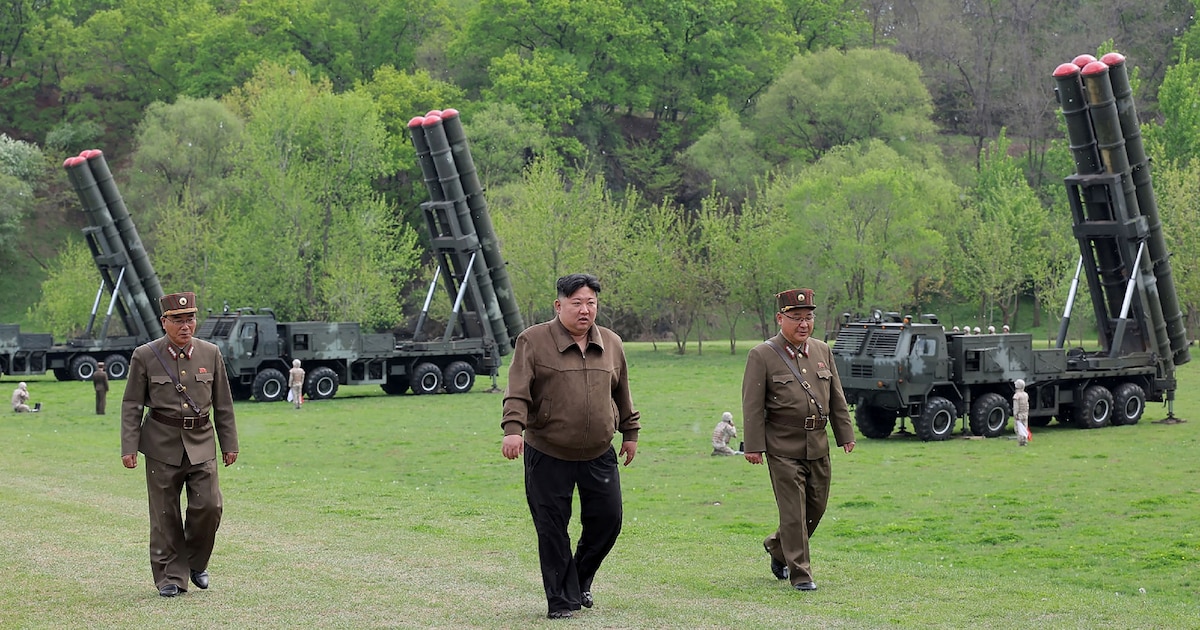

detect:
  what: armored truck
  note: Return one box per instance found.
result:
[195,310,503,402]
[832,54,1188,441]
[196,108,525,402]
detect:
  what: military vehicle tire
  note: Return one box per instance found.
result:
[380,378,409,395]
[52,367,71,381]
[230,382,253,401]
[103,354,129,380]
[969,393,1010,438]
[305,366,339,400]
[1075,385,1113,429]
[1111,383,1145,426]
[915,396,957,441]
[71,355,99,381]
[252,368,288,402]
[443,361,475,394]
[855,405,896,439]
[410,362,443,395]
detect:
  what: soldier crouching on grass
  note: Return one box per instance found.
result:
[121,292,238,598]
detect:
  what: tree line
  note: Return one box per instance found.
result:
[2,0,1200,352]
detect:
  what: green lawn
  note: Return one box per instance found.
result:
[2,342,1197,628]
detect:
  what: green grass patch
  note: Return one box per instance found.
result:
[2,342,1199,628]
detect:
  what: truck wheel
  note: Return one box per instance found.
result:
[915,396,957,441]
[305,366,339,400]
[71,355,98,381]
[103,354,129,380]
[1075,385,1113,429]
[1111,383,1145,426]
[52,368,71,381]
[443,361,475,394]
[252,368,288,402]
[969,393,1011,438]
[854,405,896,439]
[230,382,253,401]
[410,362,443,395]
[380,378,409,395]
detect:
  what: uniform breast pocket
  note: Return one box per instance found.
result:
[770,373,801,407]
[150,375,173,387]
[192,372,214,400]
[817,369,832,381]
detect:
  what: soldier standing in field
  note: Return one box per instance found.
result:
[93,361,109,415]
[742,288,855,592]
[288,359,305,409]
[1012,379,1030,446]
[121,292,238,597]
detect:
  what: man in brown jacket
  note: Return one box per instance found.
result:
[121,292,238,597]
[742,288,855,592]
[501,273,641,620]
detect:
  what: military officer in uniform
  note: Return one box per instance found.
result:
[742,288,855,592]
[121,292,238,597]
[94,361,109,415]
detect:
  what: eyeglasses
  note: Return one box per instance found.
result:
[163,316,197,326]
[781,312,815,323]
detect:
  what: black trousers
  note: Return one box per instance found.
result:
[524,443,623,614]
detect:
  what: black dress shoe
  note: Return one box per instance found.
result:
[764,543,788,580]
[581,591,593,608]
[158,584,181,597]
[547,610,573,619]
[794,581,818,591]
[190,570,209,589]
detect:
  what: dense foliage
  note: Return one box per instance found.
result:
[2,0,1200,350]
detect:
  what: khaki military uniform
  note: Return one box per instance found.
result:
[1013,387,1030,446]
[288,365,305,409]
[11,384,31,412]
[121,336,238,592]
[712,420,737,455]
[94,367,109,415]
[742,333,854,586]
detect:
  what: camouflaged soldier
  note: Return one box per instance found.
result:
[711,411,738,455]
[121,292,238,598]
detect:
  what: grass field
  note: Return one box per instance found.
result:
[2,341,1198,629]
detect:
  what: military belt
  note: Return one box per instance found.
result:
[804,415,828,431]
[150,410,210,430]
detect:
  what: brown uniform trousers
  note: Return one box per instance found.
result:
[121,337,238,591]
[93,368,109,415]
[742,333,854,585]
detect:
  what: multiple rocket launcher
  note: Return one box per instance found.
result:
[408,109,525,353]
[62,151,164,345]
[1052,53,1190,381]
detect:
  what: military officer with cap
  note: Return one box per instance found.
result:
[121,291,238,597]
[741,288,854,592]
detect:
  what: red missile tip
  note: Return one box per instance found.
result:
[63,156,85,168]
[425,110,442,118]
[1082,61,1109,76]
[80,149,103,159]
[1100,52,1126,67]
[1053,63,1080,78]
[441,108,459,119]
[407,116,426,128]
[422,115,442,127]
[1073,54,1097,67]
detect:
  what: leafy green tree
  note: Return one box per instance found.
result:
[461,102,551,189]
[751,47,936,166]
[489,155,627,325]
[1144,52,1200,168]
[208,62,421,328]
[1151,157,1200,340]
[126,97,244,235]
[679,113,770,203]
[0,133,43,257]
[28,238,99,338]
[770,140,954,314]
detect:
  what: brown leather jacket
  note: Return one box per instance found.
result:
[502,319,641,461]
